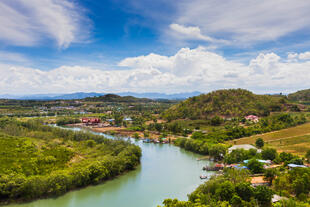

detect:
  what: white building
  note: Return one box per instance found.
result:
[228,144,261,154]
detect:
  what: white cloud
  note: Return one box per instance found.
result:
[299,52,310,60]
[1,47,310,94]
[169,23,228,44]
[0,51,29,63]
[0,0,89,48]
[171,0,310,44]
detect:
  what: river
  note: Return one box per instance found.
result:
[9,127,213,207]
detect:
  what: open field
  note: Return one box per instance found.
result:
[227,122,310,155]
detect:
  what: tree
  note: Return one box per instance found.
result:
[289,158,303,165]
[154,123,162,132]
[306,149,310,163]
[261,148,277,160]
[191,131,205,139]
[254,185,273,205]
[279,152,294,162]
[133,132,140,139]
[209,144,227,160]
[264,168,278,185]
[235,182,254,201]
[211,116,223,126]
[255,138,264,149]
[143,131,149,138]
[247,159,264,174]
[215,181,235,201]
[114,113,123,126]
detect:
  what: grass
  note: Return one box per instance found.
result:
[227,122,310,155]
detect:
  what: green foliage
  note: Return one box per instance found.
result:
[162,89,286,120]
[262,148,278,161]
[0,118,141,203]
[274,168,310,198]
[84,94,152,103]
[256,138,265,149]
[224,149,258,164]
[306,150,310,163]
[191,131,205,140]
[56,117,81,126]
[288,89,310,102]
[133,132,140,139]
[235,182,253,201]
[246,159,264,174]
[211,116,223,126]
[216,181,235,201]
[254,186,273,205]
[160,169,273,207]
[264,168,279,184]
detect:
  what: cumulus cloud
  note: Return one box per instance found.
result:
[299,52,310,60]
[0,0,89,48]
[1,47,310,94]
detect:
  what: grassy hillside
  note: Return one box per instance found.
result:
[227,121,310,155]
[84,94,152,103]
[162,89,285,120]
[288,89,310,102]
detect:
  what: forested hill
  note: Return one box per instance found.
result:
[84,94,153,103]
[288,89,310,102]
[162,89,286,120]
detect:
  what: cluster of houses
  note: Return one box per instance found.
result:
[80,116,133,127]
[203,144,309,187]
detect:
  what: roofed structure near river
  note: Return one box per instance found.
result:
[228,144,261,153]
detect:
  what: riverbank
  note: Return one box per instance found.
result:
[67,123,180,142]
[7,126,212,207]
[0,120,141,206]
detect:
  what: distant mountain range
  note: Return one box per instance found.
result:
[0,91,201,100]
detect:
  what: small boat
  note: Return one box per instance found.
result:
[200,175,208,179]
[143,139,151,143]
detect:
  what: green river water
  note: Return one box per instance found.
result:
[9,127,213,207]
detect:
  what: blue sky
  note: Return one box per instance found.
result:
[1,0,310,94]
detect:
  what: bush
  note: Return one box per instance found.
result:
[254,186,273,205]
[262,148,277,161]
[255,138,264,148]
[247,159,264,174]
[210,116,223,126]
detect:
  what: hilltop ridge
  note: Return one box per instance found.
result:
[162,89,286,120]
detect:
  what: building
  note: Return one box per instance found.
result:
[82,117,101,125]
[228,144,261,154]
[244,159,272,165]
[272,195,288,203]
[287,164,307,168]
[123,117,132,122]
[245,115,259,123]
[251,176,269,187]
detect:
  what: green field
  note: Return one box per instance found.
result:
[228,122,310,155]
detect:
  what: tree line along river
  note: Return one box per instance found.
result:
[8,127,214,207]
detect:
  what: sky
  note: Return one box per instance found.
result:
[1,0,310,95]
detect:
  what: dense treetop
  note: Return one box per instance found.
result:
[0,118,141,203]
